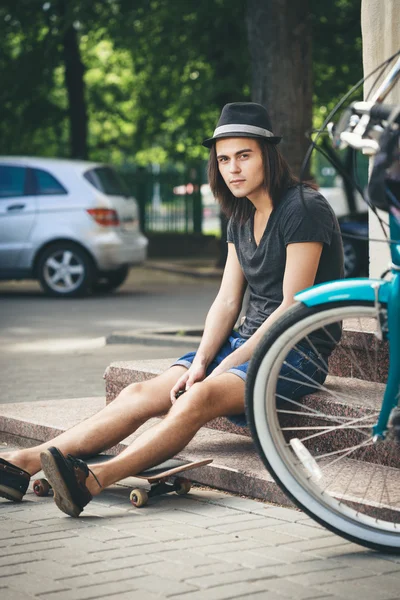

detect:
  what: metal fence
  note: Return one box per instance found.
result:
[119,165,205,234]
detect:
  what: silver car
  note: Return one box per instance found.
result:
[0,156,148,297]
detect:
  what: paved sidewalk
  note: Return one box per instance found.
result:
[1,463,400,600]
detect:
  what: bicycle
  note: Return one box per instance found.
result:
[246,53,400,553]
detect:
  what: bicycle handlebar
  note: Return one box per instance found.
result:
[370,103,400,123]
[335,101,400,153]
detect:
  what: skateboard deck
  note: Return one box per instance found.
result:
[33,455,213,507]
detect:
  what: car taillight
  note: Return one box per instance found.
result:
[87,208,120,227]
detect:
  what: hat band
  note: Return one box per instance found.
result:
[213,124,275,138]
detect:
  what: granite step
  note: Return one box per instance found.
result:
[0,397,290,506]
[1,397,399,519]
[104,358,389,450]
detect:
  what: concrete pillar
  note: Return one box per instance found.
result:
[361,0,400,276]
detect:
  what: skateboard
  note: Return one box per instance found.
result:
[32,456,213,507]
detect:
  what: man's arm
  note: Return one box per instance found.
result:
[170,242,247,399]
[207,241,323,377]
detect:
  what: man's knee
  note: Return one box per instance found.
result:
[118,381,146,400]
[168,382,213,424]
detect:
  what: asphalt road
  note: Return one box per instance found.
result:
[0,266,220,404]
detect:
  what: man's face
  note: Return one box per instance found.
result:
[215,137,264,199]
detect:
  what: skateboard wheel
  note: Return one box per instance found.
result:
[130,488,148,507]
[33,478,50,497]
[175,477,191,495]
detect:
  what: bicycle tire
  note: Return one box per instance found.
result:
[246,300,400,553]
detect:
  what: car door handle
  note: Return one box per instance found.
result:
[7,203,26,211]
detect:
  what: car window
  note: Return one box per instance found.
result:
[84,167,130,197]
[0,165,26,198]
[32,168,67,195]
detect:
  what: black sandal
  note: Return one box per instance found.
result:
[0,458,30,502]
[40,447,101,517]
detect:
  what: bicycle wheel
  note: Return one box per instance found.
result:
[246,300,400,553]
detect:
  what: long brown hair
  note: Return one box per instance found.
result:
[208,138,306,223]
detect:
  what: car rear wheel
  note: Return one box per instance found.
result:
[343,239,362,278]
[93,265,129,293]
[37,242,94,297]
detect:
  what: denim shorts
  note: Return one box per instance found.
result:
[172,331,248,383]
[171,331,327,428]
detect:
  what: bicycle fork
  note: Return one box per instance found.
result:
[373,271,400,440]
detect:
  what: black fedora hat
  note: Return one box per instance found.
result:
[202,102,282,148]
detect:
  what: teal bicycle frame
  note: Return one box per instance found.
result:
[294,211,400,439]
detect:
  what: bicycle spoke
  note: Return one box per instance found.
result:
[250,301,400,549]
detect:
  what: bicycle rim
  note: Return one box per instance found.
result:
[247,301,400,552]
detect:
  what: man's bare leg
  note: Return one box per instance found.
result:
[1,366,186,476]
[83,373,245,495]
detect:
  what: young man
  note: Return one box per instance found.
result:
[0,103,343,517]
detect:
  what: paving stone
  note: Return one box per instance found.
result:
[107,522,216,544]
[262,506,305,522]
[261,577,329,599]
[164,533,243,551]
[23,560,90,580]
[237,544,322,565]
[86,554,163,574]
[100,591,160,600]
[232,526,305,545]
[0,534,27,547]
[0,590,37,600]
[182,512,268,529]
[140,560,238,582]
[258,558,343,578]
[315,579,400,600]
[266,522,332,540]
[178,504,244,518]
[5,531,80,547]
[185,566,276,588]
[234,593,289,600]
[128,521,217,539]
[209,550,281,569]
[152,549,216,567]
[0,565,26,578]
[39,580,140,600]
[61,535,119,553]
[0,540,64,559]
[5,572,72,596]
[69,527,137,543]
[276,536,347,555]
[353,574,400,596]
[0,553,54,569]
[287,566,378,586]
[205,496,268,512]
[168,580,274,599]
[55,566,147,589]
[190,539,265,556]
[85,541,167,561]
[208,516,285,533]
[125,573,198,596]
[329,554,400,574]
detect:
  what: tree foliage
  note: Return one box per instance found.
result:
[0,0,362,166]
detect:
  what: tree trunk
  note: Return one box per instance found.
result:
[246,0,312,177]
[59,1,88,160]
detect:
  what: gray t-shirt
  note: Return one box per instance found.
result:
[227,185,344,340]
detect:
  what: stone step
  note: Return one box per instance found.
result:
[1,397,398,521]
[105,318,389,384]
[0,397,290,507]
[104,358,388,446]
[329,319,388,383]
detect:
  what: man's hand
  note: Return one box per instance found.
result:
[170,362,207,404]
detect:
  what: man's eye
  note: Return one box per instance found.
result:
[240,153,249,159]
[218,157,227,163]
